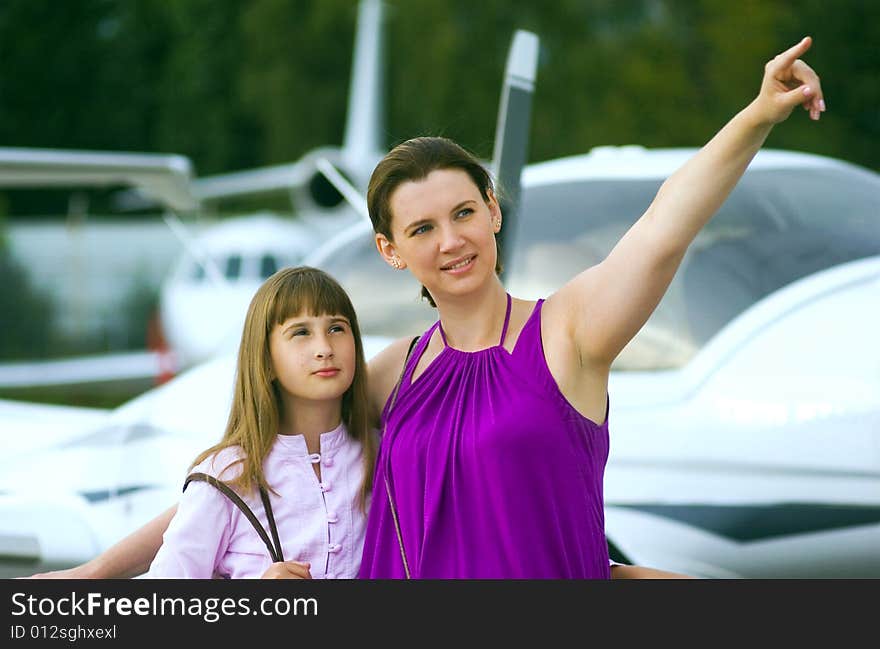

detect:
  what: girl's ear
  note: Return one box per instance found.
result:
[375,232,406,270]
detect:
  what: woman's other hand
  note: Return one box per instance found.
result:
[260,560,312,579]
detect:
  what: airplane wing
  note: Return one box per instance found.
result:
[0,398,108,457]
[0,350,173,389]
[0,147,197,212]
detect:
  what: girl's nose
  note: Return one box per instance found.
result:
[315,347,334,359]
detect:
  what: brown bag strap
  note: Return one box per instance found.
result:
[387,336,420,414]
[259,486,284,565]
[383,335,420,579]
[184,472,284,563]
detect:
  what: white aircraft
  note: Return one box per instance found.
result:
[305,145,880,578]
[0,0,386,384]
[153,0,386,371]
[0,23,539,578]
[0,146,198,391]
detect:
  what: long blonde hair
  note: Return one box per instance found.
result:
[189,266,375,510]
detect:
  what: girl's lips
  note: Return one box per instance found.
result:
[314,369,341,377]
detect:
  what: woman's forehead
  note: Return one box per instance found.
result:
[390,168,481,224]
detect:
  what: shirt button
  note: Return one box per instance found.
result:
[320,481,332,492]
[328,543,342,553]
[327,512,339,523]
[308,453,321,464]
[323,456,334,467]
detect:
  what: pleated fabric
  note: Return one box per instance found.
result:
[358,297,611,579]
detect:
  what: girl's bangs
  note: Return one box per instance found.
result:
[270,270,354,325]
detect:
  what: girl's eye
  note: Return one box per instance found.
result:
[292,329,309,337]
[329,324,346,334]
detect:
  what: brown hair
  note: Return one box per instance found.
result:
[367,136,503,306]
[189,266,375,510]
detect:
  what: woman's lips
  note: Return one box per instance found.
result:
[441,255,476,274]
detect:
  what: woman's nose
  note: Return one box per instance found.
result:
[439,226,464,252]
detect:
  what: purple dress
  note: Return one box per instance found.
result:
[358,296,611,578]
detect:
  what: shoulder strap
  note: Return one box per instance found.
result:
[387,335,420,416]
[382,335,419,580]
[184,472,284,563]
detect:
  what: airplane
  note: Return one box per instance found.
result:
[0,0,386,386]
[303,144,880,578]
[0,23,540,578]
[0,146,199,391]
[151,0,386,371]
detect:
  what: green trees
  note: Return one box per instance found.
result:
[0,0,876,188]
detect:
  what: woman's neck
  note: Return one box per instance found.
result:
[434,279,509,351]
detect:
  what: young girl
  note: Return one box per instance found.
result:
[145,266,375,579]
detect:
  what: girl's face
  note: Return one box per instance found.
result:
[268,311,356,406]
[376,168,501,301]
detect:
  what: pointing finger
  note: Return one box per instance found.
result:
[771,36,813,73]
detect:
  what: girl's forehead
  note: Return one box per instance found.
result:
[276,310,349,326]
[390,168,480,224]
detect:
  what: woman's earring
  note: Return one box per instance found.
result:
[390,256,401,269]
[493,217,502,231]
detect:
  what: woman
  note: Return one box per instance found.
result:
[358,35,824,578]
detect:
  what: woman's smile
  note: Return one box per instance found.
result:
[441,254,477,274]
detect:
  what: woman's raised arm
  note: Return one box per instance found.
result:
[549,37,824,367]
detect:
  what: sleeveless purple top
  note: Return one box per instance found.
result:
[358,296,611,578]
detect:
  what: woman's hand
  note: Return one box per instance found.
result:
[752,36,825,125]
[22,566,94,579]
[260,560,312,579]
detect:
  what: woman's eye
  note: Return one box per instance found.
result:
[456,208,473,218]
[412,224,431,236]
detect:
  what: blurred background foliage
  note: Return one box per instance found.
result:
[0,0,876,398]
[0,0,876,196]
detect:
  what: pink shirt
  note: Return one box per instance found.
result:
[147,423,367,579]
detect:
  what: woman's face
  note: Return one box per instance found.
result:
[376,168,501,301]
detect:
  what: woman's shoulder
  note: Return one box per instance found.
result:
[366,335,423,422]
[368,335,421,383]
